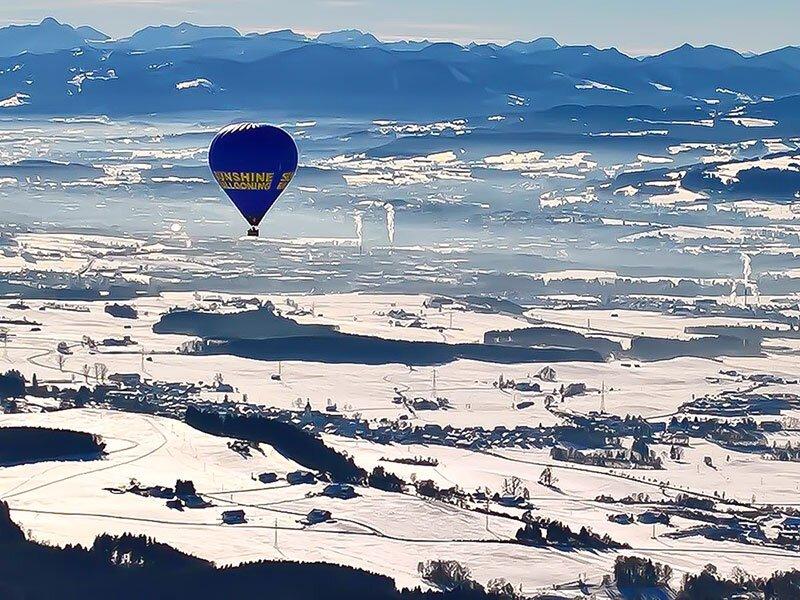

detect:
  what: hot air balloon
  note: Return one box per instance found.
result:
[208,123,298,237]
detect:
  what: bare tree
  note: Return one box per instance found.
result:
[56,353,66,371]
[669,445,684,461]
[502,476,523,496]
[539,467,557,487]
[82,364,91,383]
[94,362,108,383]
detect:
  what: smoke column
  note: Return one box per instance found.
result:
[354,212,363,252]
[384,203,395,246]
[732,252,759,306]
[741,252,759,305]
[741,253,752,284]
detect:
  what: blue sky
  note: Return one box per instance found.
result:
[2,0,798,55]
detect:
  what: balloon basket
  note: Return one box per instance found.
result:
[247,227,259,237]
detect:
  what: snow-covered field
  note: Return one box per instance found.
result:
[2,290,800,591]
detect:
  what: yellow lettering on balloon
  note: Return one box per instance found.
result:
[213,171,277,191]
[277,171,294,190]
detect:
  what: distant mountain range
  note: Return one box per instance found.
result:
[1,17,800,119]
[0,17,107,56]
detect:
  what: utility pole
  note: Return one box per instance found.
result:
[432,368,437,398]
[600,381,606,414]
[274,518,279,548]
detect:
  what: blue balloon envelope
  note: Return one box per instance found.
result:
[208,123,298,236]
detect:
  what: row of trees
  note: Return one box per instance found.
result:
[515,516,627,550]
[597,492,715,512]
[614,556,800,600]
[417,561,520,599]
[0,369,100,409]
[550,444,664,469]
[1,359,110,399]
[185,406,367,483]
[419,557,800,599]
[0,426,105,464]
[185,407,409,495]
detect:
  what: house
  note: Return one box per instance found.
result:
[287,470,316,485]
[780,517,800,540]
[412,397,440,411]
[166,499,183,511]
[257,472,278,484]
[148,485,174,499]
[514,381,541,393]
[424,297,454,309]
[222,509,246,524]
[562,382,587,398]
[637,511,670,525]
[608,513,634,525]
[305,509,332,525]
[537,366,556,382]
[182,494,210,509]
[497,495,526,508]
[322,483,357,500]
[108,373,142,387]
[101,336,135,347]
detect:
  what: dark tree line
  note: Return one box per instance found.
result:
[186,408,408,492]
[614,556,673,589]
[515,516,628,550]
[368,466,406,492]
[185,407,367,483]
[550,445,663,469]
[417,561,519,598]
[0,426,105,465]
[0,501,513,599]
[1,369,98,407]
[614,556,800,600]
